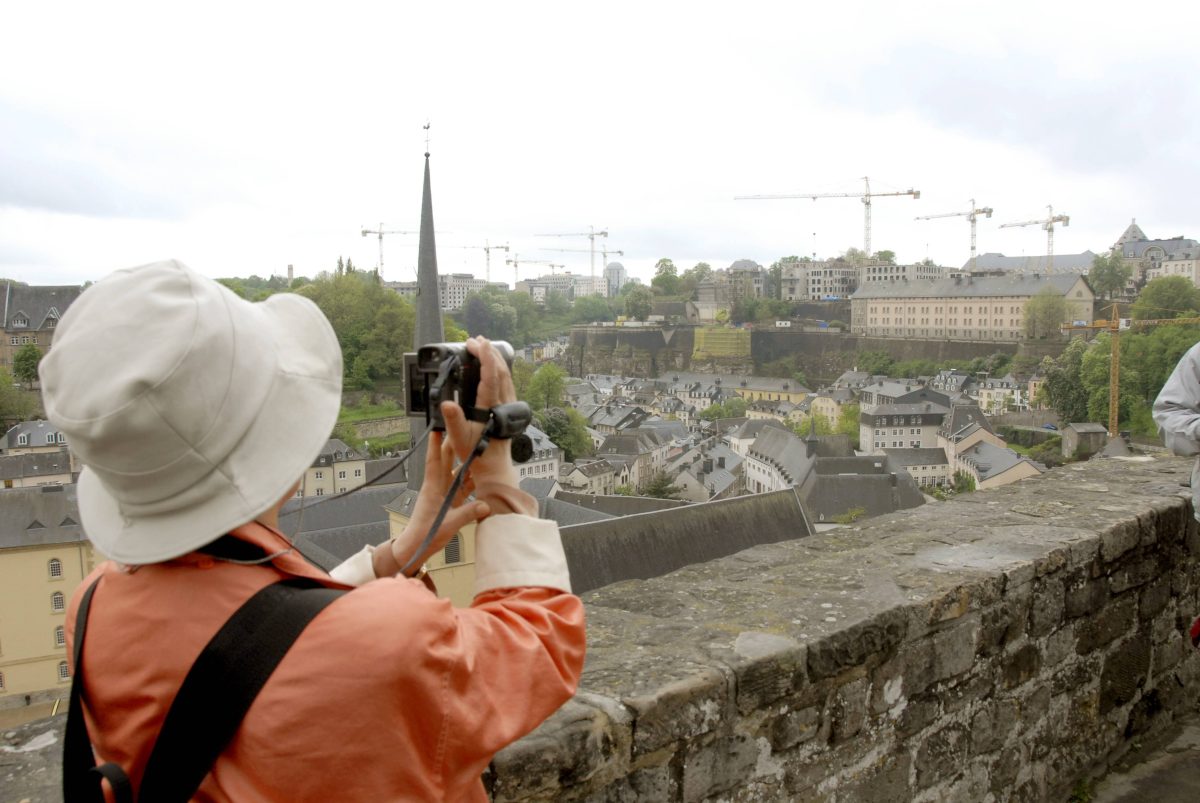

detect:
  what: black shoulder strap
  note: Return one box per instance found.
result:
[64,576,346,803]
[64,575,135,803]
[139,578,346,802]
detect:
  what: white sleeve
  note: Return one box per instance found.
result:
[328,545,378,587]
[1154,344,1200,457]
[473,513,572,596]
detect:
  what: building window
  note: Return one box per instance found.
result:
[444,533,462,564]
[17,433,28,446]
[315,488,324,496]
[58,661,70,681]
[52,591,65,612]
[354,468,362,478]
[46,433,55,445]
[337,470,346,479]
[0,671,4,690]
[48,558,63,578]
[55,625,65,647]
[57,433,66,444]
[8,337,16,346]
[13,317,27,328]
[314,471,323,479]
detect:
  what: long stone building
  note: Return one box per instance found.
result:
[850,272,1093,341]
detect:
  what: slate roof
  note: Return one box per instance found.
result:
[1118,237,1199,260]
[851,272,1088,299]
[1067,423,1109,434]
[2,283,82,331]
[312,439,364,467]
[0,449,73,481]
[365,456,406,485]
[553,491,688,517]
[1115,220,1148,246]
[569,459,617,478]
[4,420,66,450]
[563,488,811,594]
[519,477,559,499]
[882,448,950,467]
[538,497,615,526]
[957,441,1041,481]
[0,484,85,549]
[940,402,995,439]
[748,426,819,486]
[798,466,925,522]
[862,401,950,419]
[959,252,1098,273]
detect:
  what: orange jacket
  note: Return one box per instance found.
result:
[67,518,585,802]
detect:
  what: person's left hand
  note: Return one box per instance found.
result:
[372,428,490,579]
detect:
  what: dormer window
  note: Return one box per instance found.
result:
[17,433,28,446]
[12,316,27,328]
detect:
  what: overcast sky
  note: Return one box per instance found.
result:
[3,1,1198,288]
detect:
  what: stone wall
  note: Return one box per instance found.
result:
[488,456,1200,802]
[349,415,409,440]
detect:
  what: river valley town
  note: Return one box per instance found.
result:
[5,153,1200,802]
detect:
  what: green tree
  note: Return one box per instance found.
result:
[641,470,683,499]
[836,403,861,448]
[12,344,42,387]
[841,247,868,264]
[679,262,713,299]
[1132,276,1200,320]
[1023,287,1069,339]
[544,291,571,316]
[526,363,567,411]
[1040,339,1089,423]
[572,294,615,324]
[462,294,492,336]
[510,358,535,401]
[698,397,748,420]
[0,368,37,421]
[651,258,681,296]
[874,250,896,264]
[614,484,635,496]
[624,286,654,321]
[855,350,895,376]
[1088,251,1132,300]
[534,406,593,462]
[789,414,833,437]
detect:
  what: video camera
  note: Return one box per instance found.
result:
[403,341,533,461]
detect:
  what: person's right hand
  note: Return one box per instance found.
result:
[440,336,537,517]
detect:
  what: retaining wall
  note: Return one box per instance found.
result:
[488,456,1200,801]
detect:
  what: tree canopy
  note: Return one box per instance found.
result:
[651,258,681,296]
[624,286,654,321]
[12,344,42,387]
[1088,252,1132,300]
[1131,276,1200,320]
[1023,287,1069,339]
[534,406,593,462]
[526,363,567,411]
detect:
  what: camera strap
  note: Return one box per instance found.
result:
[65,575,346,803]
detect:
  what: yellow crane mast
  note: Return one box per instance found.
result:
[1062,304,1200,436]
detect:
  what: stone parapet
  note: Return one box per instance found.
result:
[489,456,1200,801]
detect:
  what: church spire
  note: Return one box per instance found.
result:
[407,133,444,493]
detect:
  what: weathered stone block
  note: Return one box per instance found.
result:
[1042,625,1076,668]
[1100,519,1142,563]
[1139,577,1171,621]
[806,608,907,680]
[491,695,633,801]
[901,615,980,697]
[834,749,912,803]
[1075,596,1137,654]
[970,698,1018,754]
[914,721,970,789]
[939,666,996,715]
[896,694,941,737]
[706,631,805,715]
[622,665,728,755]
[767,705,820,751]
[1099,635,1150,714]
[1001,643,1041,689]
[1049,656,1099,697]
[1064,575,1108,619]
[978,594,1030,657]
[680,731,757,803]
[1111,555,1162,594]
[1028,576,1065,638]
[830,677,868,743]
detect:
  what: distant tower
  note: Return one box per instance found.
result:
[405,145,445,494]
[604,261,627,298]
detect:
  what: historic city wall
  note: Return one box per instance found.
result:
[570,325,1066,384]
[488,456,1200,801]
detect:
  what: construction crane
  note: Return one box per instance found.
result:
[915,199,993,272]
[449,240,509,282]
[505,254,560,285]
[1000,206,1070,274]
[534,226,608,284]
[1062,304,1200,437]
[360,225,420,279]
[734,176,920,258]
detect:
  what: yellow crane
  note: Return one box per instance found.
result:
[735,176,920,258]
[915,199,993,272]
[1062,304,1200,436]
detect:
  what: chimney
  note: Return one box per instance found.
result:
[704,458,714,473]
[718,456,726,469]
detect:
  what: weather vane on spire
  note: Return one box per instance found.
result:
[424,120,430,157]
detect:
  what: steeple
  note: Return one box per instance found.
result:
[406,139,445,493]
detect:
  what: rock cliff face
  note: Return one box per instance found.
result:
[489,456,1200,802]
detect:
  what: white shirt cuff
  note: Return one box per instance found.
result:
[473,514,572,597]
[328,545,377,587]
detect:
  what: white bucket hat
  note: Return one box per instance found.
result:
[39,260,343,564]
